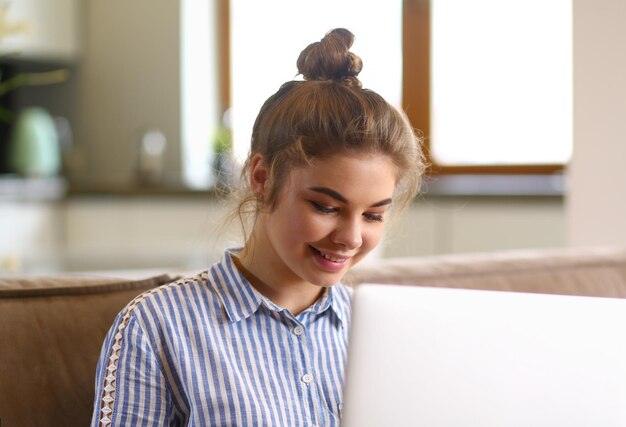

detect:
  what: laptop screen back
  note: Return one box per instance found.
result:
[341,284,626,427]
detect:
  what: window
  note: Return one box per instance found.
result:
[229,0,404,164]
[218,0,571,180]
[180,0,218,188]
[403,0,572,174]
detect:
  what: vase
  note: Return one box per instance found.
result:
[7,107,61,177]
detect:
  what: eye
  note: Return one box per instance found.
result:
[311,201,338,214]
[364,212,385,223]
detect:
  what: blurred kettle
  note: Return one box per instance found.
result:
[7,107,61,177]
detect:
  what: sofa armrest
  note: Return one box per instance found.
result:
[0,273,173,427]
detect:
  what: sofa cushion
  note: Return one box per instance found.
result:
[347,247,626,298]
[0,274,173,427]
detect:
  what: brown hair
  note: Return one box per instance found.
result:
[233,28,424,236]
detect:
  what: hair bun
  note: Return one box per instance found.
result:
[296,28,363,87]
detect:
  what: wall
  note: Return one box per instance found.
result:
[0,200,64,273]
[568,0,626,246]
[387,197,565,257]
[73,0,181,188]
[0,0,80,61]
[62,197,238,271]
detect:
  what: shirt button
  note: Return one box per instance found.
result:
[302,373,313,384]
[293,325,304,336]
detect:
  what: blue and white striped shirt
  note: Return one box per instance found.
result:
[91,250,353,426]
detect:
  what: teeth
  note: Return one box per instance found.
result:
[319,250,345,263]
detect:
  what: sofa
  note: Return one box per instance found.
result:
[0,273,174,427]
[2,246,626,427]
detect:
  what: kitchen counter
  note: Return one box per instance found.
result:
[0,176,67,202]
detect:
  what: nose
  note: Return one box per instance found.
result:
[331,216,363,250]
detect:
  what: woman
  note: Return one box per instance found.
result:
[92,28,424,427]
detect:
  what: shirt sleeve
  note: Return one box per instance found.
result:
[91,312,177,426]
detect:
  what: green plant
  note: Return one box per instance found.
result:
[212,124,232,155]
[0,68,69,122]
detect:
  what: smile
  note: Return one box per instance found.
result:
[310,246,350,264]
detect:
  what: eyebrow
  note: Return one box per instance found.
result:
[308,187,393,207]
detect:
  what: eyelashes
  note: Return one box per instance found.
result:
[311,201,337,214]
[364,213,384,223]
[310,201,384,223]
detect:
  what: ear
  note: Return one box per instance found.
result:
[249,153,269,198]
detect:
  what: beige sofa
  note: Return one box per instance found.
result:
[1,246,626,427]
[347,246,626,298]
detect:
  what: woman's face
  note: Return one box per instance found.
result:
[251,152,397,288]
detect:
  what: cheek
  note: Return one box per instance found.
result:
[289,211,341,245]
[362,224,386,251]
[298,215,334,241]
[277,207,328,244]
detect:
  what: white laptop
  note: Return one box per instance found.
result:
[341,284,626,427]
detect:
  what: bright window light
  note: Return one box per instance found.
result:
[230,0,403,164]
[181,0,218,188]
[431,0,572,165]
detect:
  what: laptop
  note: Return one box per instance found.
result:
[341,284,626,427]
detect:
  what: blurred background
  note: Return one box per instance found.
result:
[0,0,624,274]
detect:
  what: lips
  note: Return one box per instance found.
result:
[309,246,351,265]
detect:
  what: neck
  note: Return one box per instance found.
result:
[234,248,324,316]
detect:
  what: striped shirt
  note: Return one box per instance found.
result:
[91,249,353,427]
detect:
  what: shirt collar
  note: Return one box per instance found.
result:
[211,248,347,326]
[303,285,346,326]
[209,249,264,323]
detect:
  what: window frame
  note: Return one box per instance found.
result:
[217,0,230,116]
[219,0,566,177]
[402,0,565,176]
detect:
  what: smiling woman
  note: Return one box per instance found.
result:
[238,153,397,313]
[91,28,424,427]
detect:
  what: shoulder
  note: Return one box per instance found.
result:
[114,273,213,327]
[118,256,236,331]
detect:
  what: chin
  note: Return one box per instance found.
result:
[310,272,347,287]
[318,280,339,287]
